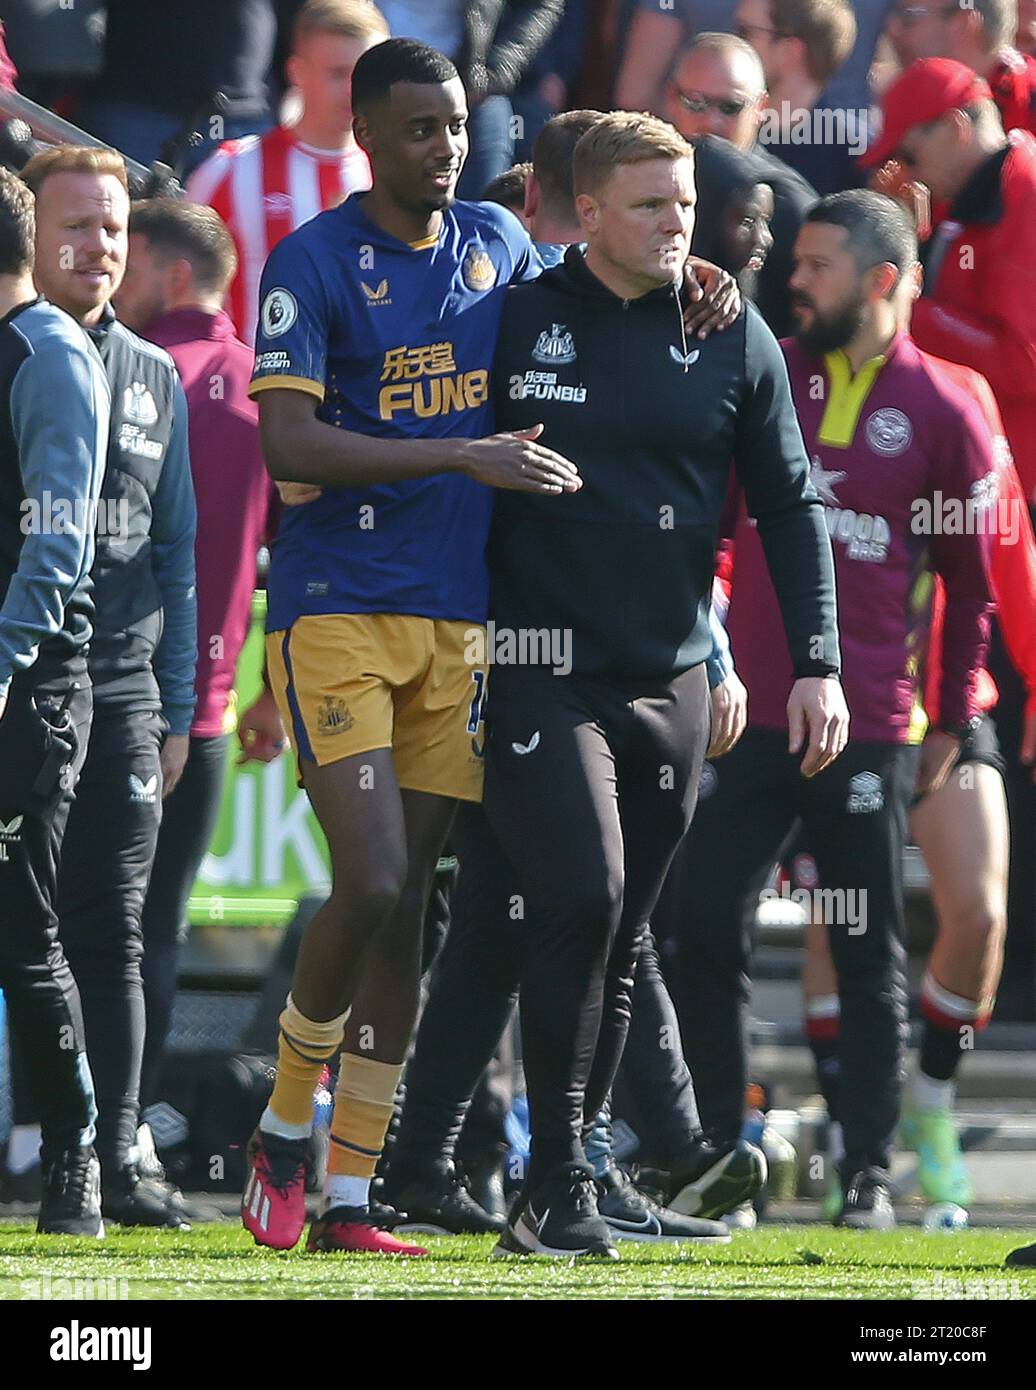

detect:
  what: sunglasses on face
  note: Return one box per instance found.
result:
[735,21,787,41]
[671,86,750,117]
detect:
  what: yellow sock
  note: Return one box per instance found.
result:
[327,1053,403,1178]
[266,994,349,1131]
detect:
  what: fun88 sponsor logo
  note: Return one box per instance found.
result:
[378,343,487,420]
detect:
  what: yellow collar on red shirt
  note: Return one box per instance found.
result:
[817,349,888,448]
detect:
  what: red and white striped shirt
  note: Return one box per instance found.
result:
[187,124,372,345]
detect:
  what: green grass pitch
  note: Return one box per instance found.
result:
[3,1224,1036,1300]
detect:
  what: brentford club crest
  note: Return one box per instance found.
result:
[532,323,576,365]
[865,407,913,457]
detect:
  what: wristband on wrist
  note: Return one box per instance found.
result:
[938,714,982,740]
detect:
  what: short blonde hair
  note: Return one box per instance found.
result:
[292,0,389,49]
[21,144,129,198]
[572,112,692,199]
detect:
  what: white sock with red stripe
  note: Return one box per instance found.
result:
[914,970,991,1108]
[920,970,989,1033]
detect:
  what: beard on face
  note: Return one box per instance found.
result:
[791,287,869,355]
[737,263,761,302]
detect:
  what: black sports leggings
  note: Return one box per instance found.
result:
[482,662,711,1178]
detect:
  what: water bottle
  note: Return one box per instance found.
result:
[762,1116,798,1200]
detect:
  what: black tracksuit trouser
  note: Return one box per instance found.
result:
[672,725,920,1179]
[392,800,703,1177]
[0,677,96,1157]
[482,662,711,1179]
[12,703,164,1174]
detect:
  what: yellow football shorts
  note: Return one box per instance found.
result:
[266,613,488,802]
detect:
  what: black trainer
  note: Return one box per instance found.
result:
[368,1192,409,1229]
[1006,1242,1036,1267]
[37,1147,105,1237]
[493,1161,619,1259]
[133,1126,224,1224]
[465,1154,508,1222]
[597,1164,731,1244]
[835,1167,896,1230]
[101,1161,198,1230]
[667,1139,767,1219]
[387,1159,506,1236]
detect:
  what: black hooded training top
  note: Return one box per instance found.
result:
[489,245,840,684]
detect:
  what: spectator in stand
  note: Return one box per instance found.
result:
[884,0,1036,136]
[377,1,564,197]
[114,199,283,1123]
[618,1,741,111]
[188,0,387,346]
[617,0,892,129]
[862,57,1036,1019]
[666,31,771,148]
[512,0,590,158]
[79,0,280,174]
[666,33,817,333]
[733,0,860,195]
[862,61,1036,502]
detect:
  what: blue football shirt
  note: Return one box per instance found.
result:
[249,193,537,632]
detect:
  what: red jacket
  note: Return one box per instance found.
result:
[912,131,1036,503]
[923,358,1036,725]
[989,47,1036,136]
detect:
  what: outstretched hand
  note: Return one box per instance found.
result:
[459,424,582,494]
